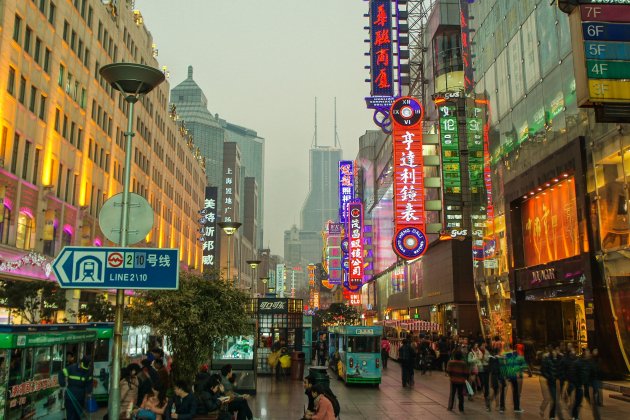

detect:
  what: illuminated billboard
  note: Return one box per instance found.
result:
[347,201,364,290]
[389,97,428,260]
[201,186,218,268]
[339,161,355,224]
[521,177,580,267]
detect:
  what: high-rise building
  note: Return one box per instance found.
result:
[0,0,206,323]
[300,146,343,232]
[171,66,265,249]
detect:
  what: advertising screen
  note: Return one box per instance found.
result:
[521,177,580,267]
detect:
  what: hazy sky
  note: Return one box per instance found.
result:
[136,0,375,254]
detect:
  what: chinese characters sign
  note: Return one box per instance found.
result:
[437,100,464,234]
[276,264,285,298]
[222,165,236,223]
[325,224,343,285]
[339,161,355,224]
[390,97,428,259]
[347,201,364,290]
[201,187,218,268]
[369,0,394,98]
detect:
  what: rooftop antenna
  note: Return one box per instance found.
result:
[334,97,341,148]
[311,97,318,148]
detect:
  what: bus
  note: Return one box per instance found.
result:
[328,325,383,385]
[0,323,97,419]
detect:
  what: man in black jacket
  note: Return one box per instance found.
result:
[540,346,561,419]
[171,380,197,420]
[399,338,416,387]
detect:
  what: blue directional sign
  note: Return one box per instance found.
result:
[52,247,179,290]
[582,22,630,41]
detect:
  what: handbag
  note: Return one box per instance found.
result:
[465,380,475,396]
[136,408,157,420]
[86,395,99,413]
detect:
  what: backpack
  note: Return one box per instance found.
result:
[323,390,341,418]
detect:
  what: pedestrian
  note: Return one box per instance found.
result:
[437,336,450,374]
[487,347,503,412]
[590,348,603,417]
[316,334,328,367]
[540,346,560,419]
[120,366,140,418]
[59,354,93,420]
[446,350,469,413]
[143,358,160,386]
[220,365,254,420]
[467,342,483,400]
[478,341,491,406]
[304,383,336,420]
[171,379,198,419]
[195,375,231,420]
[380,336,391,369]
[571,349,592,420]
[131,362,153,408]
[500,344,525,413]
[153,358,170,393]
[399,338,416,387]
[134,386,168,420]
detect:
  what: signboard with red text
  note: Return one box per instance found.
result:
[347,201,364,290]
[390,97,427,260]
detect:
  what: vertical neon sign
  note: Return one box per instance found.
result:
[339,161,355,224]
[347,201,364,290]
[390,97,428,260]
[201,186,218,268]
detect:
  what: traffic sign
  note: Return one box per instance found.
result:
[52,247,179,290]
[98,193,154,245]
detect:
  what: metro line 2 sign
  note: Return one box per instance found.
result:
[52,247,179,289]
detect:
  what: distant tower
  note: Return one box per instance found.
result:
[312,97,318,148]
[334,97,341,148]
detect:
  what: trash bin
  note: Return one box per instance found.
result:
[308,366,330,388]
[290,351,305,380]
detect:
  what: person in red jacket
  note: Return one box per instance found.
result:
[305,383,336,420]
[447,350,469,413]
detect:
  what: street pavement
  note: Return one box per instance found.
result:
[248,362,629,419]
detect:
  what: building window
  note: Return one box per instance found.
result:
[44,48,51,73]
[34,38,42,64]
[0,206,12,245]
[11,132,20,174]
[63,21,69,42]
[29,86,37,113]
[58,64,65,87]
[39,94,47,120]
[13,15,22,42]
[18,77,26,104]
[54,108,60,132]
[33,148,41,185]
[48,2,56,25]
[24,26,32,54]
[7,67,16,96]
[16,211,34,250]
[87,6,93,27]
[22,141,31,180]
[56,163,63,197]
[61,228,72,247]
[43,226,57,256]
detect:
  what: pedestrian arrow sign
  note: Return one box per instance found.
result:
[52,247,179,290]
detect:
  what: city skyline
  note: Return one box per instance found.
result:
[136,0,374,254]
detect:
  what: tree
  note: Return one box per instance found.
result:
[126,271,250,381]
[78,294,115,322]
[313,302,361,331]
[0,280,66,323]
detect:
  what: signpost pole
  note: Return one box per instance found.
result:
[99,62,164,420]
[109,97,135,419]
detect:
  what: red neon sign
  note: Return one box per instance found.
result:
[347,201,364,289]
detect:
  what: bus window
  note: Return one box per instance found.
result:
[85,340,95,360]
[347,337,379,353]
[52,344,64,374]
[8,349,22,386]
[23,347,34,381]
[34,346,51,378]
[94,339,110,362]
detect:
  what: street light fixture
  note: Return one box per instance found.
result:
[217,221,241,282]
[99,62,165,420]
[260,277,269,295]
[246,260,261,296]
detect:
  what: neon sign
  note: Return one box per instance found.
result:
[201,186,218,268]
[338,161,355,224]
[347,201,364,290]
[365,0,401,132]
[390,97,428,260]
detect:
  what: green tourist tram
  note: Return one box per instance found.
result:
[0,323,97,420]
[328,325,383,385]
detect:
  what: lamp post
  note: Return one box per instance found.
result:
[260,277,269,296]
[246,260,261,295]
[99,63,164,420]
[217,221,241,282]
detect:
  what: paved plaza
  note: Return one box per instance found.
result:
[248,362,629,419]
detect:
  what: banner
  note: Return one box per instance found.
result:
[43,209,56,241]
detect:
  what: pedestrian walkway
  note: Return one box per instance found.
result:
[247,362,629,419]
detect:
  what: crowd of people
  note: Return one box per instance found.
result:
[383,332,603,419]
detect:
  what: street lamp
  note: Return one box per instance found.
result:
[99,62,164,420]
[260,277,269,295]
[246,260,261,295]
[217,221,241,282]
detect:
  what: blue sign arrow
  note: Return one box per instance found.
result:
[52,247,179,290]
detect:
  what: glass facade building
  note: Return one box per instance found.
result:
[470,0,630,375]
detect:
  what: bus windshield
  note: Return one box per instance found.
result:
[347,336,379,353]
